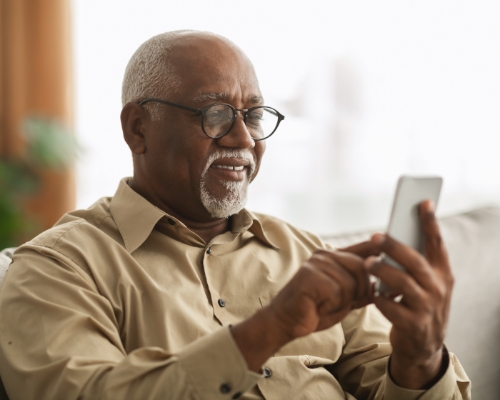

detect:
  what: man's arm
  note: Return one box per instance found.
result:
[231,201,471,399]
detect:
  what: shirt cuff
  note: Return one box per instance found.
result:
[177,327,262,399]
[384,347,459,400]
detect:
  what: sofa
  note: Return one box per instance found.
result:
[0,206,498,399]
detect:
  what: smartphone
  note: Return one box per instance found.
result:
[375,176,443,293]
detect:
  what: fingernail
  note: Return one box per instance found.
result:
[424,200,435,212]
[364,256,377,268]
[371,234,385,245]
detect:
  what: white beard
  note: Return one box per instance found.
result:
[200,179,248,218]
[200,150,256,219]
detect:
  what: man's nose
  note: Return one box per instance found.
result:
[216,114,255,149]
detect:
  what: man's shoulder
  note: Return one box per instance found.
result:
[27,196,122,252]
[251,211,329,251]
[10,197,125,280]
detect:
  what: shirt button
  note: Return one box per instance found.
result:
[206,246,212,254]
[218,299,226,307]
[263,367,272,378]
[220,383,232,394]
[167,218,175,225]
[232,392,242,399]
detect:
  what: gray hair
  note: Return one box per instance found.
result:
[121,31,189,120]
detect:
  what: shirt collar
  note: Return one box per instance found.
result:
[109,178,279,253]
[232,209,280,250]
[109,179,166,253]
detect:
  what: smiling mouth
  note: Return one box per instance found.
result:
[201,150,257,182]
[208,164,248,181]
[211,165,245,171]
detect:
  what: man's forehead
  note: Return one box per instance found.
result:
[164,33,263,106]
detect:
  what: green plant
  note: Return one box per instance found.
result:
[0,117,79,249]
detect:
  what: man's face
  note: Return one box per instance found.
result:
[140,35,266,222]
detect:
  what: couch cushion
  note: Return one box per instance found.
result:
[439,207,500,400]
[0,249,14,288]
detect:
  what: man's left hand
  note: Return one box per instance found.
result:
[367,200,454,390]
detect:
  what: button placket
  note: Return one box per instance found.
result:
[203,244,227,325]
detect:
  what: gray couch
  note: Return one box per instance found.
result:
[1,207,499,398]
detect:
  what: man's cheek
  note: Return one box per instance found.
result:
[249,163,260,183]
[201,173,224,193]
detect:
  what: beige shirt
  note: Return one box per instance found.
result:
[0,179,470,400]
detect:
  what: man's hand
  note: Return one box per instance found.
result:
[338,240,382,259]
[268,250,373,341]
[231,247,374,372]
[367,200,453,389]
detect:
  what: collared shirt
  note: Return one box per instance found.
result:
[0,179,470,400]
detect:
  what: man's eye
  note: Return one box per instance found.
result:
[249,111,264,120]
[206,107,231,120]
[246,112,264,127]
[208,110,222,117]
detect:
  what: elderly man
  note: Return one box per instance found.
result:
[0,31,469,400]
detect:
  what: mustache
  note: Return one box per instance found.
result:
[202,150,256,179]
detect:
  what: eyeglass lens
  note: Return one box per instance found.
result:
[203,105,279,139]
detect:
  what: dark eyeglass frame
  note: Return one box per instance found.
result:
[138,97,285,141]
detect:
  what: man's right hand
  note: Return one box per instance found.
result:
[268,250,373,341]
[231,247,375,372]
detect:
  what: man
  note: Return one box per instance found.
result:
[0,31,470,399]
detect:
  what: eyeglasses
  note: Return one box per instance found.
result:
[138,98,285,141]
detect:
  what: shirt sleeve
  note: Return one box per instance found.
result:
[383,349,471,400]
[0,245,261,400]
[330,305,471,400]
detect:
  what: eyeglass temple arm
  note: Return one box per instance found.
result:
[138,98,202,114]
[258,106,285,121]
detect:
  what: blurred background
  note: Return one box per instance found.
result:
[2,0,500,247]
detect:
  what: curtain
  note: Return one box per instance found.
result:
[0,0,74,232]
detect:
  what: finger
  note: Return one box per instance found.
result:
[338,240,382,258]
[371,234,435,291]
[419,201,451,272]
[297,264,343,312]
[316,308,352,331]
[367,280,378,303]
[373,293,414,329]
[314,250,369,302]
[368,258,427,310]
[351,296,373,309]
[329,250,371,302]
[310,252,358,307]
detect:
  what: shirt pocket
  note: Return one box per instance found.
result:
[258,293,344,362]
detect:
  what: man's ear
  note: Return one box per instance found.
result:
[121,102,148,155]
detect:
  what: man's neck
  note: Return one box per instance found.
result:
[129,178,230,243]
[189,217,231,244]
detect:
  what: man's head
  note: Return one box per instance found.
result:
[120,31,267,222]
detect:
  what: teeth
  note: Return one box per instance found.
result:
[212,165,245,171]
